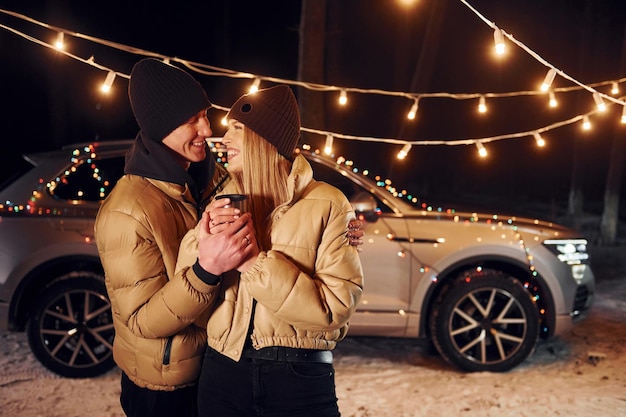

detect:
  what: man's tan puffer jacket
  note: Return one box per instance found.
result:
[95,174,222,391]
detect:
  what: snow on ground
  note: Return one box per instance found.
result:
[1,245,625,417]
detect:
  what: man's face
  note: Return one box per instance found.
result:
[161,108,212,169]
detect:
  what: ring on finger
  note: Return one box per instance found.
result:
[243,235,251,246]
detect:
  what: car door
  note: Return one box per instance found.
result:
[307,158,413,336]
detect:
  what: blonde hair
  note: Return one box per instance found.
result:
[231,127,292,250]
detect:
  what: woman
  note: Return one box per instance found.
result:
[177,85,363,416]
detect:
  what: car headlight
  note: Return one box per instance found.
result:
[543,239,589,284]
[543,239,589,265]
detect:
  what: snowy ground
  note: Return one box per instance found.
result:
[1,245,625,417]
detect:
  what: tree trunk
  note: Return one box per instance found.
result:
[599,15,626,245]
[567,0,595,230]
[297,0,328,147]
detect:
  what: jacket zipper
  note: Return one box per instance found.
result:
[163,336,173,365]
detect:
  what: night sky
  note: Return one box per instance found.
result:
[1,0,625,219]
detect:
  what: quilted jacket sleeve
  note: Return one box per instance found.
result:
[241,183,364,332]
[95,179,219,339]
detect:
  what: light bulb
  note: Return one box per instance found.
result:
[540,68,557,92]
[549,91,558,108]
[476,142,488,157]
[324,134,333,155]
[611,82,619,95]
[593,92,606,112]
[407,99,419,120]
[397,143,412,159]
[100,71,116,94]
[493,28,505,55]
[621,105,626,124]
[54,32,64,50]
[338,90,348,106]
[249,79,261,94]
[533,132,546,147]
[478,96,487,113]
[582,115,591,130]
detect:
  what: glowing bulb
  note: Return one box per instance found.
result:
[549,91,558,108]
[407,99,419,120]
[475,142,488,158]
[478,96,487,113]
[324,134,333,155]
[621,105,626,124]
[593,92,606,112]
[221,116,227,126]
[397,143,411,159]
[54,32,64,50]
[611,82,619,95]
[100,71,116,93]
[249,78,261,94]
[582,115,591,130]
[540,68,557,92]
[338,90,348,106]
[493,28,505,55]
[533,132,546,147]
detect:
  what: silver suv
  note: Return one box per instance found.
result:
[0,140,594,377]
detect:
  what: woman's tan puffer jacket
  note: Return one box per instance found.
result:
[177,155,364,361]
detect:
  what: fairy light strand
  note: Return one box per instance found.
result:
[0,5,625,153]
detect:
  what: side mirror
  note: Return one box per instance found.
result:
[350,192,379,223]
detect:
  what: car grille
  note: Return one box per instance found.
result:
[571,285,591,318]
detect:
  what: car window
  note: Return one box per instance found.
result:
[51,156,125,202]
[309,159,395,213]
[0,157,35,193]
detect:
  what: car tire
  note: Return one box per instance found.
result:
[26,275,116,378]
[430,269,540,372]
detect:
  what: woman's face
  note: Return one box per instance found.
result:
[223,118,245,173]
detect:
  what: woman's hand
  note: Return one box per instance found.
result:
[348,219,364,251]
[197,212,258,275]
[206,196,242,235]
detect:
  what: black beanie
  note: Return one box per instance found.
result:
[128,58,211,142]
[227,85,300,159]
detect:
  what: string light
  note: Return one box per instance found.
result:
[1,7,626,158]
[338,89,348,106]
[324,134,334,155]
[475,142,488,157]
[540,68,557,91]
[249,78,261,93]
[621,105,626,124]
[533,132,546,147]
[493,27,505,55]
[611,82,619,95]
[54,31,64,50]
[407,98,419,120]
[100,71,116,93]
[397,143,412,159]
[582,115,591,130]
[478,95,487,113]
[593,92,606,112]
[548,91,558,108]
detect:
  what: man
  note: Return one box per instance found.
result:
[94,58,238,417]
[95,58,363,417]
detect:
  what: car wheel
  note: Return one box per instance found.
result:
[430,269,540,372]
[26,275,116,378]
